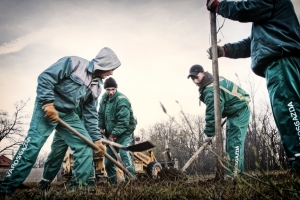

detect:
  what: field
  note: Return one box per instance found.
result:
[6,169,300,200]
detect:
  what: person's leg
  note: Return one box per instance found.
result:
[105,147,118,184]
[265,56,300,173]
[226,105,250,176]
[118,136,136,181]
[0,100,56,195]
[38,131,68,190]
[55,111,94,189]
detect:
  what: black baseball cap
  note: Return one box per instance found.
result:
[187,64,204,79]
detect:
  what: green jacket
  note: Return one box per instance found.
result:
[199,74,250,136]
[98,91,136,141]
[218,0,300,77]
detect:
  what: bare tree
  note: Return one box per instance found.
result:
[0,98,30,154]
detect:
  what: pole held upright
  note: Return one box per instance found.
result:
[210,11,224,181]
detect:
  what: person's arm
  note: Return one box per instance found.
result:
[111,100,131,138]
[82,96,101,142]
[217,0,275,23]
[37,57,73,105]
[203,88,225,137]
[224,36,251,59]
[203,89,215,136]
[98,96,106,130]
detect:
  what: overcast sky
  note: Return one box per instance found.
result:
[1,0,300,155]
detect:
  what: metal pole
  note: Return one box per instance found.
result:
[210,11,224,180]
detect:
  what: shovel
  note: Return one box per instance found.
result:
[57,118,135,180]
[181,119,227,172]
[100,138,155,152]
[181,141,210,172]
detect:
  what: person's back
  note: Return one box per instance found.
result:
[214,0,300,77]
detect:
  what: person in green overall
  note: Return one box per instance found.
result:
[188,64,250,177]
[206,0,300,174]
[37,106,105,190]
[98,77,137,184]
[0,47,119,198]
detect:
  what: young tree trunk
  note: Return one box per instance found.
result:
[210,11,224,181]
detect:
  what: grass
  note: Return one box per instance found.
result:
[10,170,300,200]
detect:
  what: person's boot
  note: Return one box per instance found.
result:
[288,157,300,177]
[38,180,51,191]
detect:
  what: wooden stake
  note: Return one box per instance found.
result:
[210,11,224,181]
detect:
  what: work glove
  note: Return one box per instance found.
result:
[204,136,213,145]
[207,0,220,13]
[43,103,59,122]
[206,46,227,59]
[94,140,106,156]
[109,134,117,142]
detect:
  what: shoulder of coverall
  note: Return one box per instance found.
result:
[69,56,102,99]
[215,76,251,103]
[115,91,132,107]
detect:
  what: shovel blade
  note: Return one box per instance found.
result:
[126,140,155,152]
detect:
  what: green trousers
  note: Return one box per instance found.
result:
[226,105,250,176]
[105,136,136,184]
[265,56,300,171]
[0,100,94,194]
[41,130,95,186]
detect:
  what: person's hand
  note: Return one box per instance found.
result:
[109,134,117,142]
[207,0,220,13]
[206,46,226,59]
[99,127,105,134]
[43,103,59,122]
[204,136,213,144]
[94,140,106,156]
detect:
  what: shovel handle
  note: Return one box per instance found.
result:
[58,118,135,180]
[181,141,210,172]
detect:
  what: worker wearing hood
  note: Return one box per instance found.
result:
[0,47,121,196]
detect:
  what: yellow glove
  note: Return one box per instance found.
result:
[94,140,106,156]
[43,103,59,122]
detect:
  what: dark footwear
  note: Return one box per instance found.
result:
[38,180,50,191]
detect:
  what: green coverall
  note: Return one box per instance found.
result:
[39,107,96,189]
[216,0,300,172]
[0,47,120,195]
[98,91,137,184]
[199,72,250,176]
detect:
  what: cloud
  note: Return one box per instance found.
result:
[0,28,52,55]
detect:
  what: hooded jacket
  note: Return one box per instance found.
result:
[36,47,121,142]
[199,72,250,136]
[98,91,136,142]
[217,0,300,77]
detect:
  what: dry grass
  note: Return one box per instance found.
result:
[9,170,300,200]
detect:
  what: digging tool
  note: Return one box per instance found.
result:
[57,118,135,180]
[181,141,210,172]
[101,134,124,165]
[101,134,130,181]
[181,119,227,172]
[100,138,155,152]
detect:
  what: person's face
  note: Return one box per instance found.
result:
[94,69,115,79]
[191,72,205,87]
[105,87,117,98]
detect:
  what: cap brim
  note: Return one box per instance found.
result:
[187,72,199,79]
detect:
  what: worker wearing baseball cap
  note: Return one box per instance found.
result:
[188,64,250,178]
